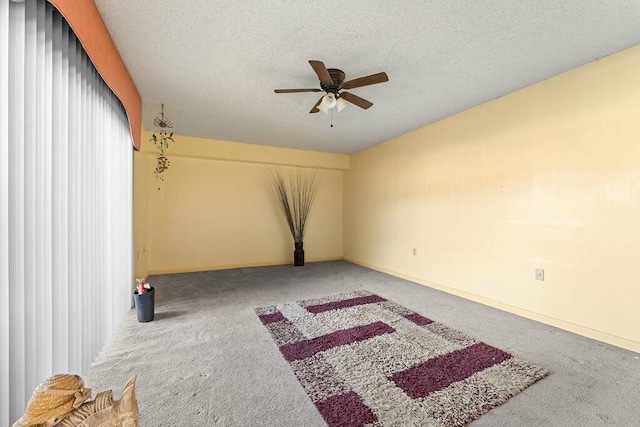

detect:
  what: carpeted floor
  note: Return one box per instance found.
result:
[86,261,640,426]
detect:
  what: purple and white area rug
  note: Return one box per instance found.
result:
[256,290,548,427]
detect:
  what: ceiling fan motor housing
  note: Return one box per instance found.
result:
[321,68,346,93]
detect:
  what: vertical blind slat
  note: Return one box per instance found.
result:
[43,0,54,380]
[67,28,79,374]
[24,0,38,395]
[0,0,11,423]
[50,4,61,374]
[1,1,134,424]
[8,3,27,419]
[34,0,47,386]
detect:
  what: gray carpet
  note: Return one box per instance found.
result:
[86,261,640,426]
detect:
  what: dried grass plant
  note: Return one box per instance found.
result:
[270,166,320,244]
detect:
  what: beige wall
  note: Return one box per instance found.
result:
[133,150,150,281]
[136,132,347,274]
[344,45,640,353]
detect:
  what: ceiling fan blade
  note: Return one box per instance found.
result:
[309,96,324,113]
[274,88,322,93]
[309,60,333,85]
[339,91,373,109]
[340,72,389,90]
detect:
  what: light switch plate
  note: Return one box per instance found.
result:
[535,268,544,281]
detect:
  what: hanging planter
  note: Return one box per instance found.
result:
[270,167,320,266]
[150,104,176,191]
[153,151,170,189]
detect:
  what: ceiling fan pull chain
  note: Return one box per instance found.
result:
[330,107,334,128]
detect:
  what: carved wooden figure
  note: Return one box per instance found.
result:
[13,375,139,427]
[59,376,138,426]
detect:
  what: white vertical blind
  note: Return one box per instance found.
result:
[0,0,10,424]
[0,1,134,425]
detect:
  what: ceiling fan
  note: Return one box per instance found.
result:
[274,60,389,113]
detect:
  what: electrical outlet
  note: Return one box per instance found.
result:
[535,268,544,281]
[412,248,417,256]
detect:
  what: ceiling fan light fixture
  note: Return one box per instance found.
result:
[336,97,348,112]
[317,102,329,114]
[321,93,337,109]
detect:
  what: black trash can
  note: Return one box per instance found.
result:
[133,286,155,323]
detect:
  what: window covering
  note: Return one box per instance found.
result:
[1,1,133,424]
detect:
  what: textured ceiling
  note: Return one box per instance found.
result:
[94,1,640,154]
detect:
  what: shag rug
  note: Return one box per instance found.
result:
[256,290,549,427]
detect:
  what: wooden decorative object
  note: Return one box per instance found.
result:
[13,376,139,427]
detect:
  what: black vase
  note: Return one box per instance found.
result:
[294,241,305,266]
[133,286,155,323]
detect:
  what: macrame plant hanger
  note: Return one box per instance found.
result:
[149,104,175,197]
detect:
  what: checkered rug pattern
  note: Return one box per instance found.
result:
[256,290,548,427]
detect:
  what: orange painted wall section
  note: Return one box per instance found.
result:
[48,0,142,150]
